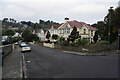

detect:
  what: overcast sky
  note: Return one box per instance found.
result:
[0,0,119,24]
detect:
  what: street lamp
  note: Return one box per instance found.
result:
[108,7,113,50]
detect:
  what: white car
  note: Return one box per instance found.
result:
[15,42,19,45]
[21,45,31,52]
[20,42,27,47]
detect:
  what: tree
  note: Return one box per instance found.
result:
[32,34,39,42]
[68,27,79,42]
[93,31,98,43]
[3,29,15,36]
[46,31,51,40]
[52,34,58,40]
[103,7,120,43]
[22,29,32,42]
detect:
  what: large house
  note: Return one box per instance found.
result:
[58,18,97,42]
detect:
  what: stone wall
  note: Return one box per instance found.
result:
[54,43,117,53]
[43,43,54,48]
[1,44,15,57]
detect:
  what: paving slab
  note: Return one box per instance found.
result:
[2,45,22,79]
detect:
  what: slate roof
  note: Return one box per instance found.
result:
[58,20,96,30]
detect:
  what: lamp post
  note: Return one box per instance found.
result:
[108,7,113,50]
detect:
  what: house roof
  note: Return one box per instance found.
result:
[36,29,44,33]
[53,25,59,28]
[58,20,97,30]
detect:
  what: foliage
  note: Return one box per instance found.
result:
[91,21,105,38]
[46,31,51,39]
[70,39,90,46]
[62,40,69,46]
[57,36,65,44]
[68,27,80,42]
[52,34,58,40]
[91,7,120,43]
[31,34,39,42]
[2,29,15,36]
[93,31,98,43]
[22,29,32,42]
[96,40,109,45]
[22,28,39,42]
[70,42,79,47]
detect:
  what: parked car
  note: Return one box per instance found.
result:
[15,42,19,45]
[20,42,27,47]
[21,44,31,52]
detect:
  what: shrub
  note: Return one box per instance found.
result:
[96,40,109,45]
[62,40,69,46]
[76,39,82,45]
[70,42,79,47]
[57,36,65,45]
[52,34,58,40]
[81,39,90,46]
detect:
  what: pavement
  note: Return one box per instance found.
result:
[23,44,119,78]
[2,45,22,79]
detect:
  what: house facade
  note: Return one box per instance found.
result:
[35,29,45,41]
[58,18,97,42]
[49,25,59,36]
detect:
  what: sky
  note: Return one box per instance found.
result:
[0,0,119,25]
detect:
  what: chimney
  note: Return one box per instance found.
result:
[65,17,69,22]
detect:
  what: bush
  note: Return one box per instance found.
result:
[70,42,79,47]
[76,39,82,45]
[57,36,65,45]
[69,39,90,47]
[80,39,90,46]
[62,40,69,46]
[96,40,109,45]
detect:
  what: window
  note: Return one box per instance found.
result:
[51,29,54,34]
[91,30,93,36]
[63,29,64,34]
[67,28,70,33]
[60,29,61,34]
[84,29,86,34]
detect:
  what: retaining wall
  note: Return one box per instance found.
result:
[43,43,54,48]
[0,44,15,57]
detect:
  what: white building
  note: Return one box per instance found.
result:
[12,32,21,38]
[36,29,45,41]
[49,25,59,36]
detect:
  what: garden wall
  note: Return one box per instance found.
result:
[43,43,54,48]
[54,42,117,53]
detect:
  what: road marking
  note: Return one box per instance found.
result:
[27,61,31,63]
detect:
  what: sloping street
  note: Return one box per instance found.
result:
[23,44,118,78]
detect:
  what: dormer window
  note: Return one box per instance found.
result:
[84,29,86,34]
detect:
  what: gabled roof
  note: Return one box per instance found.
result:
[51,24,59,29]
[58,20,97,30]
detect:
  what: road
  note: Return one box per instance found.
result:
[23,44,118,78]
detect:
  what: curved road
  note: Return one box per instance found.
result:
[23,44,118,78]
